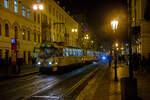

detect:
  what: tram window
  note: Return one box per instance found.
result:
[69,49,72,56]
[79,50,81,56]
[74,49,76,56]
[76,49,78,56]
[65,48,69,56]
[72,49,74,56]
[78,50,79,56]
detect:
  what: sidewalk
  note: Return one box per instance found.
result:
[11,64,39,77]
[76,64,150,100]
[0,64,39,79]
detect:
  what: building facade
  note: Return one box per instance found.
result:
[131,0,150,58]
[40,0,78,47]
[0,0,78,64]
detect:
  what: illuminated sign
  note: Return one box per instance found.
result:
[11,39,16,44]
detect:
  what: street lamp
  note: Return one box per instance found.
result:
[115,43,119,47]
[72,28,78,33]
[111,20,119,81]
[33,4,44,11]
[111,20,118,32]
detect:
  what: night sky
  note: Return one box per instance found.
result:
[57,0,128,47]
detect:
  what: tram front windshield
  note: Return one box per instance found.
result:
[39,47,58,59]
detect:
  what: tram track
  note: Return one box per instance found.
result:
[0,63,104,100]
[28,63,104,100]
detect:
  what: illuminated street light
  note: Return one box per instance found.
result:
[111,20,118,31]
[72,29,75,32]
[33,4,38,10]
[33,4,44,11]
[115,43,118,47]
[75,29,78,32]
[87,36,89,39]
[91,41,94,43]
[72,29,78,33]
[117,48,119,51]
[39,4,44,10]
[111,19,119,81]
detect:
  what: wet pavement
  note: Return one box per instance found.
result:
[0,62,107,100]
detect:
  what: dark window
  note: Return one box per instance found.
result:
[14,26,18,39]
[34,13,36,22]
[0,24,1,36]
[34,32,36,42]
[0,49,2,58]
[38,34,40,43]
[27,31,30,41]
[5,24,9,37]
[144,0,150,21]
[4,50,9,60]
[38,14,40,23]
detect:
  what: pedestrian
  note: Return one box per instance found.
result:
[132,53,138,73]
[7,57,12,76]
[141,56,146,72]
[12,60,17,74]
[32,57,36,67]
[108,55,112,67]
[17,58,23,74]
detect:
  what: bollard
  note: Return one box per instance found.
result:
[121,77,138,100]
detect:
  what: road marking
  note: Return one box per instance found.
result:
[32,95,60,99]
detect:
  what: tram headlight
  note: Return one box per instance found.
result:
[48,61,52,65]
[102,56,106,60]
[37,61,41,65]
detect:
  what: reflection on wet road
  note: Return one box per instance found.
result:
[0,63,107,100]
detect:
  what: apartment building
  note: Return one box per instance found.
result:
[0,0,78,64]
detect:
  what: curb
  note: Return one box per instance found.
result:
[0,70,39,81]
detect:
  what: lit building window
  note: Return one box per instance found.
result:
[27,8,30,19]
[4,0,9,8]
[22,5,25,16]
[14,0,18,13]
[5,24,9,37]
